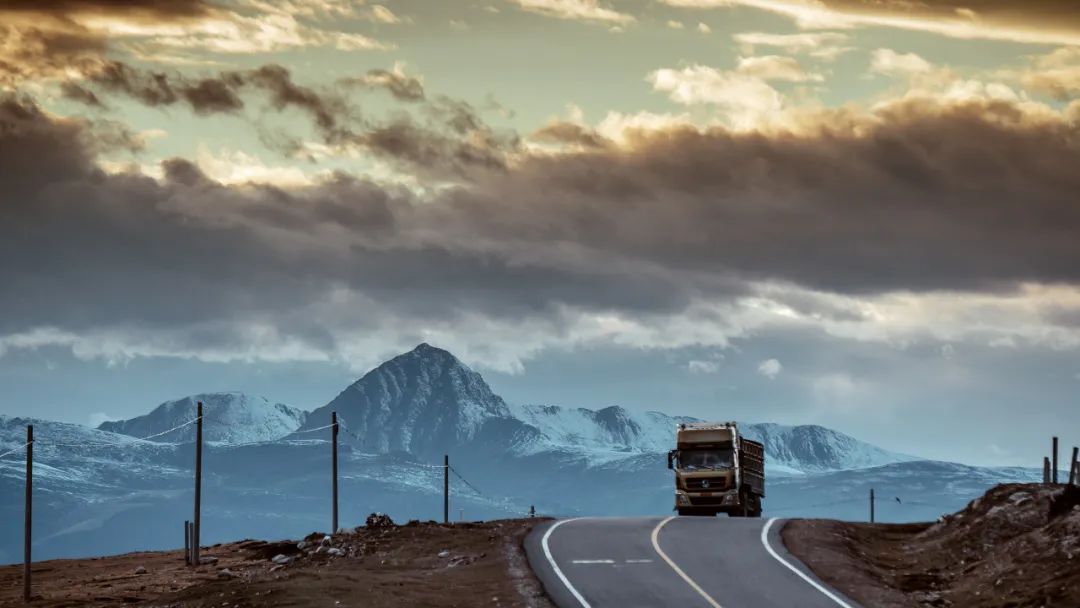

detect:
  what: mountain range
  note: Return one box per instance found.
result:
[0,343,1040,563]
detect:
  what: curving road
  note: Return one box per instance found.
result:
[525,516,862,608]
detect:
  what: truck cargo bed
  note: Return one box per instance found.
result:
[740,439,765,497]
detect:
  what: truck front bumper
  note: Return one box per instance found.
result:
[675,489,740,508]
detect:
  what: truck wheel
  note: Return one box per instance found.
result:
[730,489,750,517]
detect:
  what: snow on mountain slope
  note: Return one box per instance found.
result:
[2,415,176,459]
[506,403,914,473]
[740,423,918,474]
[509,404,693,455]
[98,392,306,445]
[0,416,185,515]
[303,343,513,458]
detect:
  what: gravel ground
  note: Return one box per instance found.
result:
[784,483,1080,608]
[0,516,555,607]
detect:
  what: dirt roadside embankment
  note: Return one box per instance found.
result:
[0,517,555,607]
[784,483,1080,608]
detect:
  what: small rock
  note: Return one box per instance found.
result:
[366,512,395,528]
[271,554,292,565]
[134,566,147,575]
[218,569,234,579]
[200,556,219,565]
[297,541,308,550]
[321,535,332,546]
[437,550,451,558]
[269,565,284,572]
[326,548,345,557]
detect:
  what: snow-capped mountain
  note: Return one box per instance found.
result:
[507,403,915,473]
[509,404,694,454]
[0,343,1041,563]
[301,343,513,458]
[740,423,917,474]
[99,392,307,445]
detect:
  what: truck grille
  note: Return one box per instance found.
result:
[685,477,728,491]
[688,496,729,506]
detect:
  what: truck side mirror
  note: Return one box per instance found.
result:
[667,450,675,470]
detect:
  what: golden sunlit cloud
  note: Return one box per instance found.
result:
[512,0,635,25]
[664,0,1080,46]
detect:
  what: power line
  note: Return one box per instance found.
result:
[334,416,366,444]
[291,422,338,435]
[32,416,204,450]
[449,465,485,497]
[0,441,33,460]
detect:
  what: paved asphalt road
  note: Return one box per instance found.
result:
[525,516,863,608]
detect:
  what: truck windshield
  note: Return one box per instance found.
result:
[678,449,734,471]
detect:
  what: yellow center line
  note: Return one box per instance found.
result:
[650,516,724,608]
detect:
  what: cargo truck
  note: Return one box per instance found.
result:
[666,421,764,517]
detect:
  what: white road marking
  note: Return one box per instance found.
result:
[571,559,615,564]
[625,559,653,563]
[542,519,592,608]
[650,516,724,608]
[760,518,857,608]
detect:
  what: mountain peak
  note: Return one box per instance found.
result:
[99,392,307,445]
[399,342,458,365]
[303,344,511,457]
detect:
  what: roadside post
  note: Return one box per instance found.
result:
[332,411,339,534]
[1053,437,1059,484]
[24,424,33,603]
[192,401,203,566]
[869,488,875,523]
[443,454,449,524]
[1070,447,1078,486]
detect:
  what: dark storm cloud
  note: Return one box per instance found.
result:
[531,121,613,149]
[0,25,105,84]
[68,62,518,178]
[818,0,1080,32]
[245,65,350,139]
[79,62,274,117]
[60,81,106,108]
[454,98,1080,294]
[0,95,671,340]
[340,69,426,102]
[0,0,210,18]
[0,0,213,84]
[3,92,1080,353]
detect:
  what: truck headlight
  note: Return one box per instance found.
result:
[676,493,691,506]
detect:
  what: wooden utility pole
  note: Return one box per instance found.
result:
[24,424,32,603]
[192,401,203,566]
[1070,447,1078,486]
[331,411,339,534]
[1044,457,1051,484]
[1052,437,1059,484]
[869,488,875,523]
[443,454,449,524]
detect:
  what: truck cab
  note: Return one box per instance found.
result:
[667,421,764,517]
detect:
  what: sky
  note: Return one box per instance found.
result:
[1,0,1079,467]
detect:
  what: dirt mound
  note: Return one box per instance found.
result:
[784,483,1080,607]
[0,519,554,607]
